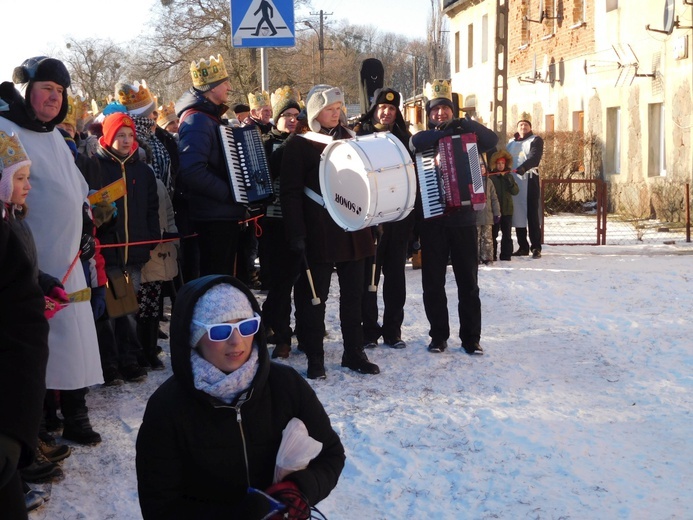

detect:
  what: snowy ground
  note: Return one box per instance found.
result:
[29,243,693,520]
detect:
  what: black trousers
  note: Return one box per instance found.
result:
[492,215,514,260]
[261,219,300,345]
[294,258,365,358]
[0,472,26,520]
[194,220,241,277]
[362,218,412,343]
[516,173,542,252]
[420,222,481,345]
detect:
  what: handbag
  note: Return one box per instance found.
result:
[105,267,139,318]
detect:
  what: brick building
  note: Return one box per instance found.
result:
[442,0,692,201]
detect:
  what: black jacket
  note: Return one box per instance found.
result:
[136,275,345,519]
[0,216,49,469]
[89,145,160,267]
[175,88,247,222]
[280,128,376,263]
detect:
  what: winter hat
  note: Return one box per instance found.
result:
[232,103,250,115]
[190,55,229,93]
[305,84,344,133]
[517,118,532,129]
[0,131,31,202]
[115,80,156,117]
[190,283,255,347]
[271,86,301,121]
[100,112,137,149]
[13,56,71,125]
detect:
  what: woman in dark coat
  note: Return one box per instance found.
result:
[136,274,345,519]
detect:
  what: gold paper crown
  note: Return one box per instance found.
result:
[248,90,270,110]
[62,92,89,128]
[157,102,178,128]
[0,130,30,171]
[424,79,452,102]
[190,55,229,88]
[115,80,154,112]
[519,111,532,123]
[270,86,301,110]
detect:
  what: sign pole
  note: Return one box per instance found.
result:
[261,48,270,92]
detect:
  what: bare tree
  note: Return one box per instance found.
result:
[59,37,126,102]
[427,0,450,80]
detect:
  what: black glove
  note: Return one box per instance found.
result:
[289,237,306,255]
[80,233,96,261]
[91,286,107,320]
[0,433,21,489]
[437,118,469,133]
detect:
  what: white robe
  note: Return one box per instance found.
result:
[507,134,539,229]
[0,118,103,389]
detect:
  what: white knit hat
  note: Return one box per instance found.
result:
[305,84,344,133]
[190,284,255,347]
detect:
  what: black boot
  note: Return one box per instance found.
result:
[306,353,326,380]
[60,388,102,445]
[137,318,165,371]
[341,347,380,375]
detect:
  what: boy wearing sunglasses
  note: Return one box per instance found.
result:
[136,274,344,519]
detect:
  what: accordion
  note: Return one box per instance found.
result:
[218,125,273,205]
[415,132,486,219]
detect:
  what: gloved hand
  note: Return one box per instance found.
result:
[79,233,96,261]
[45,286,69,320]
[91,285,107,320]
[49,286,69,304]
[235,487,285,520]
[0,433,21,489]
[162,231,181,241]
[266,481,310,520]
[493,215,501,225]
[437,118,469,133]
[289,237,306,255]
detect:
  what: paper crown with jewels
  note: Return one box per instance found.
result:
[115,80,155,116]
[270,86,302,120]
[424,79,452,102]
[156,101,178,129]
[0,130,30,172]
[0,130,32,201]
[62,92,89,128]
[248,90,270,110]
[190,55,229,90]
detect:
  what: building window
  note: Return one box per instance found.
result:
[455,31,460,73]
[606,107,621,174]
[648,103,666,177]
[606,0,618,12]
[481,14,489,63]
[573,111,584,132]
[545,114,555,133]
[467,23,474,68]
[572,0,586,24]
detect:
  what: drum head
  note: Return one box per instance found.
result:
[319,141,373,231]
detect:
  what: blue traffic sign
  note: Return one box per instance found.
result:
[231,0,295,48]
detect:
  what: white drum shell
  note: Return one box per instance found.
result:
[319,132,416,231]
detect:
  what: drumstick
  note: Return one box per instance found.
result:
[302,254,321,306]
[368,237,378,292]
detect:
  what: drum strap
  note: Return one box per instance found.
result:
[304,187,325,208]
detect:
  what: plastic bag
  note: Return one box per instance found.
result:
[273,418,323,483]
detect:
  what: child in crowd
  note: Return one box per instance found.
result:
[489,149,520,261]
[476,156,500,265]
[0,130,72,502]
[136,275,345,519]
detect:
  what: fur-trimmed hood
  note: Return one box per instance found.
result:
[490,149,513,172]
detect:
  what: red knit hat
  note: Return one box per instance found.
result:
[99,112,137,150]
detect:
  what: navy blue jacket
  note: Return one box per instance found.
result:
[175,89,247,222]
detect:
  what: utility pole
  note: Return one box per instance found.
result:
[307,10,332,83]
[493,0,509,143]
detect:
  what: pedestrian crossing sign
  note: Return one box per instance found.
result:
[231,0,295,48]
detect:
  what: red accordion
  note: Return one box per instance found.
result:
[415,133,486,220]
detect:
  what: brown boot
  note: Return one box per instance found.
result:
[411,250,422,270]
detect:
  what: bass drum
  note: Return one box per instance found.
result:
[319,132,416,231]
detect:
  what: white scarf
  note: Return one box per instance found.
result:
[190,345,260,404]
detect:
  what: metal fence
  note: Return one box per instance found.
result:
[540,179,691,246]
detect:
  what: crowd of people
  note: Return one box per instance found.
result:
[0,52,544,519]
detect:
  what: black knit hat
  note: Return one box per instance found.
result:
[13,57,71,89]
[425,97,454,116]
